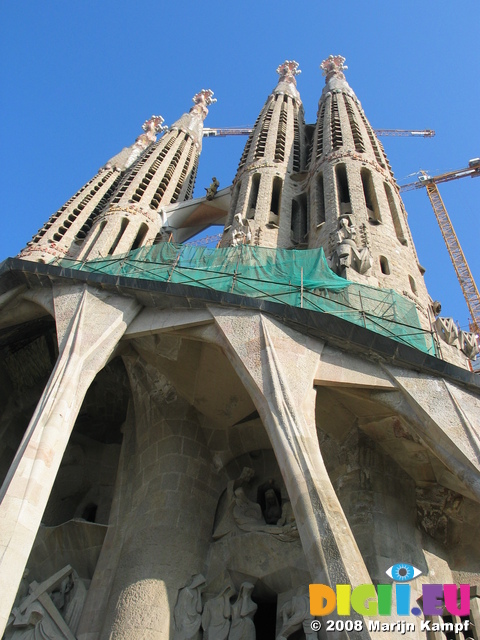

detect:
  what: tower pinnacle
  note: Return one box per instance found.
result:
[191,89,217,119]
[105,115,168,172]
[320,54,348,81]
[276,60,301,85]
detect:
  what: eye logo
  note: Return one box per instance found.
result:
[386,563,422,582]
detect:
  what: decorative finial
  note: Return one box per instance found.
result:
[190,89,217,120]
[142,115,168,137]
[320,55,348,81]
[276,60,301,84]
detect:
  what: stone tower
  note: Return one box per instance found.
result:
[307,55,431,321]
[0,56,479,640]
[19,90,215,263]
[221,61,306,249]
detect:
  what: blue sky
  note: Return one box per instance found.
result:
[1,1,479,330]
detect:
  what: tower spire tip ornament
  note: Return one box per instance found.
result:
[190,89,217,119]
[320,55,348,82]
[276,60,301,85]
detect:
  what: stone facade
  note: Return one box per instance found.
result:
[1,55,480,640]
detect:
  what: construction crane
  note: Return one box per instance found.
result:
[400,158,480,334]
[203,127,435,138]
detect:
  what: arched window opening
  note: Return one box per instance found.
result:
[409,275,418,295]
[343,95,365,153]
[248,174,260,219]
[269,177,282,224]
[227,181,242,227]
[315,101,327,161]
[379,256,390,275]
[361,168,381,223]
[130,223,149,251]
[108,218,129,256]
[335,164,351,215]
[291,194,307,244]
[80,220,107,261]
[384,183,407,245]
[316,174,325,225]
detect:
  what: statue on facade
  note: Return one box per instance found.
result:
[173,574,206,640]
[231,213,252,247]
[105,115,168,171]
[213,467,256,540]
[228,582,257,640]
[4,565,87,640]
[202,584,235,640]
[206,177,220,200]
[276,587,317,640]
[330,216,372,276]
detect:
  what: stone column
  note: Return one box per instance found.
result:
[0,284,140,635]
[92,355,221,640]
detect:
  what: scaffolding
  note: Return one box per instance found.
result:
[59,243,436,355]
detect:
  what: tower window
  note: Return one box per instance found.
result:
[108,218,129,255]
[361,168,381,223]
[270,176,282,219]
[275,102,288,162]
[331,95,343,150]
[130,223,149,251]
[291,193,308,243]
[335,164,351,214]
[384,183,407,245]
[227,180,242,226]
[247,174,260,219]
[379,256,390,275]
[255,104,274,159]
[316,174,325,225]
[409,275,418,295]
[315,101,326,161]
[344,95,365,152]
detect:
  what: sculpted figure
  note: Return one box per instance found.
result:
[228,582,257,640]
[213,468,255,540]
[173,574,206,640]
[231,213,252,247]
[202,585,235,640]
[233,487,264,527]
[263,488,282,524]
[206,177,220,200]
[330,217,372,275]
[5,565,86,640]
[276,587,316,640]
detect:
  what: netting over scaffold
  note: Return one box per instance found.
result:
[59,243,436,355]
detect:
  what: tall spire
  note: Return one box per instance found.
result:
[307,55,432,331]
[220,62,306,249]
[105,115,168,172]
[169,89,216,152]
[76,90,215,261]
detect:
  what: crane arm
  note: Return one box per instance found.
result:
[424,182,480,334]
[204,127,436,139]
[373,129,435,138]
[400,160,480,192]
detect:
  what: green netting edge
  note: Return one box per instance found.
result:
[59,243,436,356]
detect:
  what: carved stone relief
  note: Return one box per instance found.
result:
[230,214,252,247]
[213,468,298,542]
[435,317,480,359]
[276,586,317,640]
[4,565,87,640]
[329,216,372,276]
[173,574,206,640]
